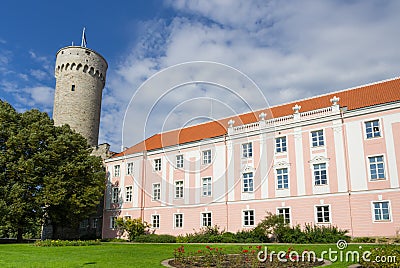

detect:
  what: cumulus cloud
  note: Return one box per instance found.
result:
[99,0,400,151]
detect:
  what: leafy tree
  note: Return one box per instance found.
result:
[116,217,150,241]
[0,100,105,241]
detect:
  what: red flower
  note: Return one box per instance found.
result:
[256,245,262,250]
[243,249,249,253]
[197,250,202,253]
[206,245,210,249]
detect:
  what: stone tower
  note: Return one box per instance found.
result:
[53,45,108,146]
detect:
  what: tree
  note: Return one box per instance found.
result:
[0,100,105,241]
[116,217,150,241]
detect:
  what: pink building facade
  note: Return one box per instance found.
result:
[103,77,400,238]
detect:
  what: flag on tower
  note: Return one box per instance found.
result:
[81,27,87,47]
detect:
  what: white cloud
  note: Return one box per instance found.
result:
[100,0,400,151]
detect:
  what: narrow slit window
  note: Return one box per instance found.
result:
[71,84,75,91]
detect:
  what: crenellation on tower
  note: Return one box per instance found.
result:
[53,46,108,146]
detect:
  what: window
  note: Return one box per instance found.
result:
[202,177,212,196]
[369,156,385,180]
[242,142,253,158]
[243,210,255,226]
[114,165,120,177]
[365,120,381,138]
[176,155,183,168]
[110,216,117,229]
[127,162,134,175]
[124,215,131,221]
[311,130,324,147]
[175,181,184,199]
[125,186,132,202]
[152,183,161,200]
[71,84,75,91]
[80,219,88,229]
[111,187,119,203]
[201,212,212,227]
[243,172,254,192]
[313,163,327,185]
[154,158,161,171]
[174,213,183,228]
[316,205,330,223]
[202,150,211,164]
[275,137,287,153]
[92,218,98,229]
[276,168,289,189]
[152,215,160,228]
[277,208,291,224]
[373,201,390,221]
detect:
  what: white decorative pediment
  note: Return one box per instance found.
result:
[309,155,330,164]
[242,166,255,173]
[273,161,291,169]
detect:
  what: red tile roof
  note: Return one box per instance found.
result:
[113,77,400,157]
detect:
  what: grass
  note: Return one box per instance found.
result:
[0,242,391,267]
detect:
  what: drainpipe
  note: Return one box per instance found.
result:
[140,150,147,221]
[224,134,229,231]
[341,107,354,237]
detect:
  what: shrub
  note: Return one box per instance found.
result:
[100,238,127,242]
[359,245,400,267]
[115,217,150,241]
[34,239,101,247]
[134,234,176,243]
[352,237,376,243]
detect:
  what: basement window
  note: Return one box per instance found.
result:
[71,84,75,91]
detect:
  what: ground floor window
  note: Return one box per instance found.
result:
[201,212,212,227]
[243,210,255,226]
[315,205,330,223]
[110,216,117,229]
[174,213,183,228]
[373,201,390,221]
[277,207,291,224]
[152,214,160,228]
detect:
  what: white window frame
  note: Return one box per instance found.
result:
[276,168,289,189]
[313,163,328,185]
[114,165,120,177]
[175,180,184,199]
[173,213,183,228]
[243,209,255,227]
[201,212,212,227]
[367,155,386,181]
[154,158,161,171]
[372,200,391,222]
[364,119,381,139]
[242,142,253,158]
[202,149,212,165]
[152,183,161,201]
[275,136,287,153]
[315,205,331,224]
[92,218,98,229]
[176,154,184,168]
[125,185,133,202]
[111,187,119,203]
[152,214,160,228]
[277,207,291,224]
[123,215,131,221]
[311,129,324,147]
[127,162,134,175]
[110,216,117,229]
[242,172,254,192]
[202,177,212,197]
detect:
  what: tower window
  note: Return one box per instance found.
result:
[71,85,75,91]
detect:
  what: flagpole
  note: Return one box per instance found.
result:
[81,27,86,47]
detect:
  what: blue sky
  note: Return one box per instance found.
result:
[1,0,400,152]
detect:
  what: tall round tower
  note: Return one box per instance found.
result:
[53,46,108,146]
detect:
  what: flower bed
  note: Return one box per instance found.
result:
[169,245,325,267]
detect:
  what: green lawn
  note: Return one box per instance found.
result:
[0,242,387,267]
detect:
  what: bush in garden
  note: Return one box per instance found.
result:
[134,234,176,243]
[115,217,150,241]
[359,245,400,268]
[34,239,101,247]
